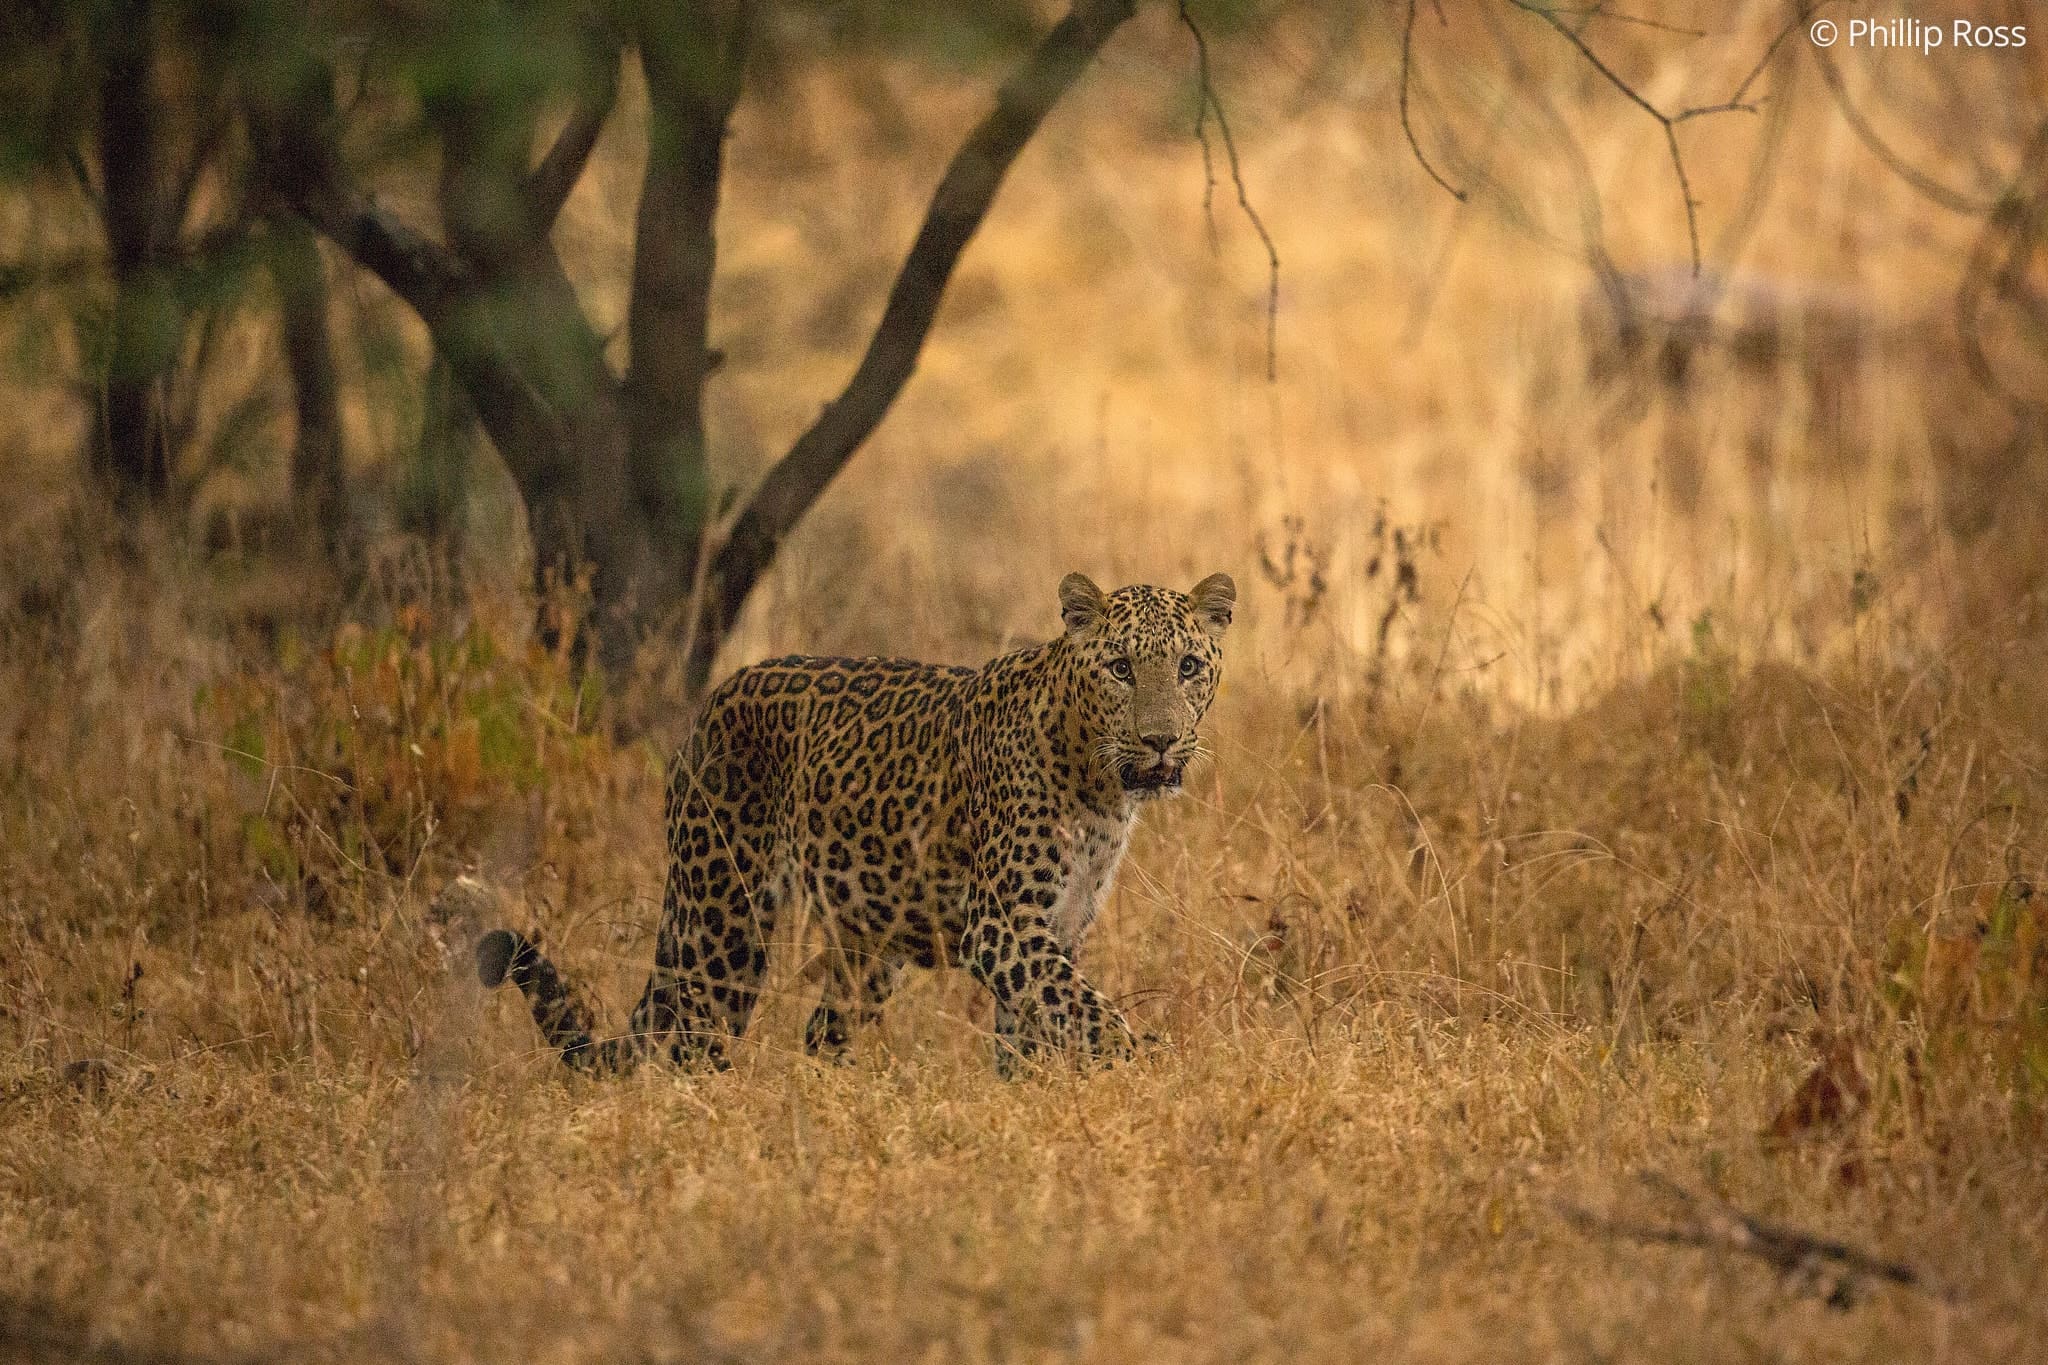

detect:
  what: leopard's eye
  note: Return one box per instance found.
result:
[1108,658,1134,683]
[1179,654,1202,680]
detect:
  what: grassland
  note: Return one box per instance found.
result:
[5,564,2044,1361]
[4,4,2047,1361]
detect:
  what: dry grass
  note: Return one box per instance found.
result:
[4,569,2045,1361]
[5,4,2048,1361]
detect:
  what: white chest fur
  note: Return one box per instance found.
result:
[1052,814,1133,950]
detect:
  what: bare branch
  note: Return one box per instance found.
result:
[1400,0,1467,203]
[1481,5,1636,344]
[1191,57,1220,249]
[1180,2,1281,380]
[1957,118,2048,426]
[1503,0,1777,275]
[1670,100,1761,126]
[1543,7,1704,37]
[1810,38,1992,217]
[1708,37,1799,269]
[702,0,1137,666]
[1729,2,1819,108]
[1505,0,1672,121]
[258,74,466,323]
[1659,123,1701,269]
[1560,1171,1940,1310]
[525,21,622,230]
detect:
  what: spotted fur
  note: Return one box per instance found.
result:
[477,571,1235,1076]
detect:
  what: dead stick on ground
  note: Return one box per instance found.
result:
[1558,1169,1947,1310]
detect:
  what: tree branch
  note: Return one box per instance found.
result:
[1181,1,1281,381]
[1503,0,1779,276]
[524,19,622,229]
[256,65,467,322]
[1559,1170,1941,1310]
[1400,0,1466,202]
[1727,3,1813,109]
[1957,118,2048,427]
[1809,37,1992,217]
[295,175,466,324]
[700,0,1137,662]
[1479,4,1637,349]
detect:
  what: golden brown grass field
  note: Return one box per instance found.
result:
[4,3,2047,1361]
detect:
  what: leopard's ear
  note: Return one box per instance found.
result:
[1189,572,1235,636]
[1059,573,1109,637]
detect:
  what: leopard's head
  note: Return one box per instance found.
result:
[1056,571,1235,799]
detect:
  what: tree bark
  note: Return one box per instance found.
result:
[282,0,1135,690]
[626,1,749,571]
[426,37,657,664]
[268,218,348,561]
[94,0,177,507]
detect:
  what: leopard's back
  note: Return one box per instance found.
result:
[673,654,984,972]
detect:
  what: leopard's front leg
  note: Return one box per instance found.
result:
[962,835,1135,1076]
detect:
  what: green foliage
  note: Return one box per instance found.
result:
[780,0,1046,69]
[201,604,608,896]
[1677,610,1735,756]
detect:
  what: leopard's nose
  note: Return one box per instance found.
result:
[1139,731,1176,757]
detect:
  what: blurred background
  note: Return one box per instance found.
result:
[4,7,2048,1354]
[4,0,2041,709]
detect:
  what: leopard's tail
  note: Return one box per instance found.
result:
[475,929,635,1073]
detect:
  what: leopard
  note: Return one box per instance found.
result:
[476,570,1235,1077]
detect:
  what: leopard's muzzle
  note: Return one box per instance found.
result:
[1119,755,1186,796]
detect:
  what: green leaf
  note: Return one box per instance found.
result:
[224,715,267,778]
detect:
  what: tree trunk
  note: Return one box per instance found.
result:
[625,1,747,570]
[94,0,177,507]
[283,0,1136,692]
[433,271,647,666]
[431,80,653,667]
[268,218,348,562]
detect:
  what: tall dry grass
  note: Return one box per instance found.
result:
[5,565,2045,1361]
[4,4,2047,1361]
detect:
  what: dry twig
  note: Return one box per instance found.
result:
[1494,1,1810,275]
[1956,118,2048,428]
[1559,1170,1940,1309]
[1180,2,1282,381]
[1810,35,1992,217]
[1400,0,1466,202]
